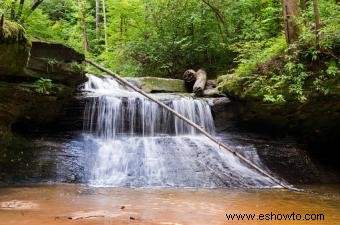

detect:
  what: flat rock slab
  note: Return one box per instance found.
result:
[30,41,84,63]
[126,77,187,93]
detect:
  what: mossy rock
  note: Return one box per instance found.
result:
[23,41,86,86]
[0,21,31,76]
[127,77,187,93]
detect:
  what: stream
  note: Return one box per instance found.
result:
[1,74,339,224]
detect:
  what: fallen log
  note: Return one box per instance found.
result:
[183,69,196,83]
[193,69,207,97]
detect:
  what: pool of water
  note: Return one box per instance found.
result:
[0,184,339,225]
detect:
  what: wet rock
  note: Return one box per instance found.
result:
[234,95,340,151]
[255,141,340,184]
[0,200,38,210]
[67,210,133,220]
[207,97,238,131]
[213,88,340,174]
[68,211,107,220]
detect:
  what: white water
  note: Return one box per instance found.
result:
[82,74,274,188]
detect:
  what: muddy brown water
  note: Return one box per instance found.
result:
[0,184,339,225]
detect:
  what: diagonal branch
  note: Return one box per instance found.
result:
[30,0,44,12]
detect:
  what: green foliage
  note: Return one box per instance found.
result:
[1,0,338,103]
[218,0,339,103]
[218,36,288,102]
[34,78,52,94]
[233,36,287,77]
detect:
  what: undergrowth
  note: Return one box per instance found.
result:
[218,3,339,104]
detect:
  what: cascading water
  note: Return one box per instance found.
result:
[82,74,275,188]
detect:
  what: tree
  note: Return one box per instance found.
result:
[300,0,309,10]
[0,14,4,29]
[96,0,100,38]
[10,0,16,20]
[78,0,89,52]
[282,0,299,44]
[312,0,321,48]
[102,0,108,51]
[17,0,25,20]
[201,0,227,41]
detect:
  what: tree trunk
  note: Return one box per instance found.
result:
[96,0,100,38]
[17,0,25,20]
[201,0,227,41]
[0,14,4,30]
[78,0,89,52]
[183,69,197,83]
[102,0,108,51]
[120,15,123,37]
[193,69,207,97]
[282,0,299,44]
[10,1,16,20]
[300,0,309,10]
[312,0,321,48]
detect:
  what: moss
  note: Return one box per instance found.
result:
[69,61,84,73]
[1,21,20,41]
[0,21,31,76]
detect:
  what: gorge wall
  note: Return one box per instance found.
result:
[0,21,85,155]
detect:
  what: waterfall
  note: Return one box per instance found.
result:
[82,74,274,188]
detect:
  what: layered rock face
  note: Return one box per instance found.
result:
[213,87,340,174]
[0,23,85,152]
[25,41,84,86]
